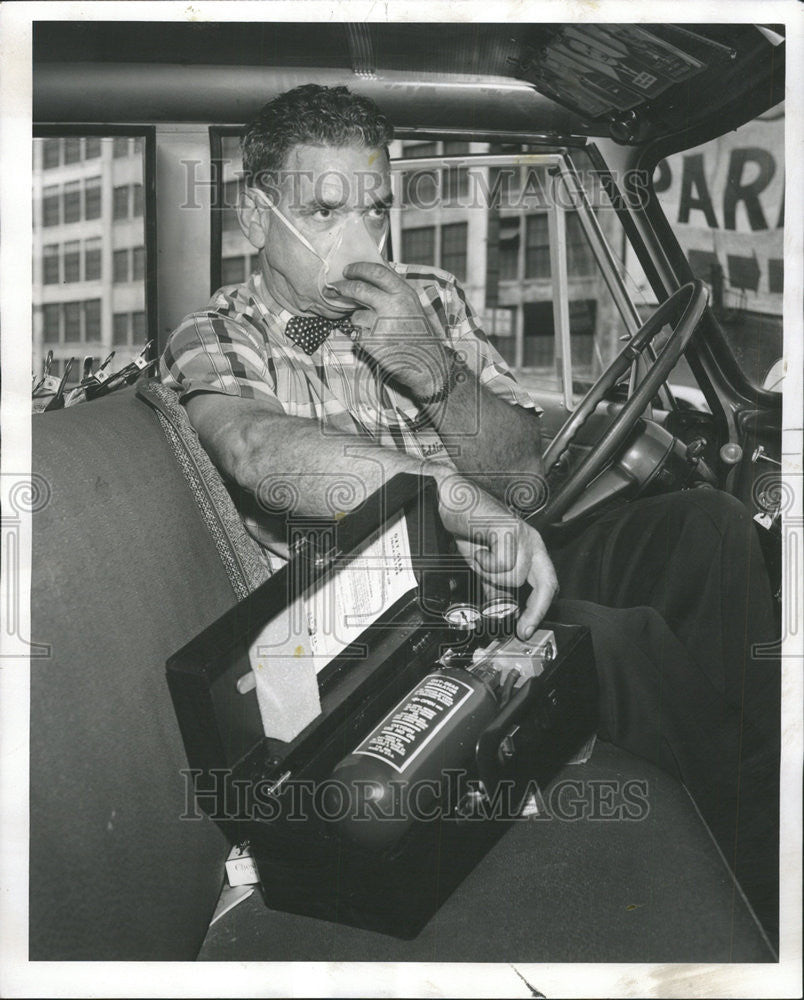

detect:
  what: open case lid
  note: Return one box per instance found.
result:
[166,473,464,778]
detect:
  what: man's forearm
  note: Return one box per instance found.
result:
[421,369,546,511]
[191,396,438,519]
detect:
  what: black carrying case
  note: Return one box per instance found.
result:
[167,473,598,938]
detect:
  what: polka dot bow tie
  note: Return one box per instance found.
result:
[284,314,359,354]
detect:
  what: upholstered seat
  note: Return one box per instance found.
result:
[30,383,774,962]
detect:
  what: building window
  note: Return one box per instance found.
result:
[51,357,79,385]
[524,214,551,279]
[498,217,520,281]
[400,226,436,267]
[63,241,81,283]
[221,255,246,285]
[113,137,129,158]
[568,298,597,370]
[63,181,81,224]
[43,185,60,227]
[440,222,468,281]
[113,186,129,220]
[64,138,82,164]
[113,249,129,284]
[522,300,555,368]
[43,139,61,169]
[113,313,129,346]
[485,307,516,366]
[132,311,147,342]
[443,141,470,205]
[84,238,101,281]
[43,244,60,285]
[64,302,81,341]
[566,213,595,277]
[402,142,439,209]
[85,177,101,220]
[43,304,60,341]
[132,183,144,218]
[768,258,784,294]
[132,246,146,281]
[84,137,101,159]
[521,165,549,209]
[84,299,101,341]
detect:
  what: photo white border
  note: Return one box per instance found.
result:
[1,1,801,997]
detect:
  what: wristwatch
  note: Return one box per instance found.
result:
[414,347,467,407]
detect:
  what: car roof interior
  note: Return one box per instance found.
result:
[34,21,784,143]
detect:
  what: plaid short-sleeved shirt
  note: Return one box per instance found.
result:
[160,262,541,463]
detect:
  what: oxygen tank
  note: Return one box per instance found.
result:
[324,666,499,851]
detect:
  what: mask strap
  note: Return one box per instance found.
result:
[265,201,324,260]
[266,201,387,261]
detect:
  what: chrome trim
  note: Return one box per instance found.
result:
[547,193,573,411]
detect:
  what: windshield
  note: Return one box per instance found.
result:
[214,134,668,411]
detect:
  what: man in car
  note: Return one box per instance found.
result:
[161,84,780,944]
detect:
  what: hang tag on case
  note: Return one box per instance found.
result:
[225,843,260,887]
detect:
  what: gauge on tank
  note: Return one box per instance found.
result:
[481,599,519,620]
[443,602,482,630]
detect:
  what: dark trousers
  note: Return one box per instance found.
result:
[544,488,781,947]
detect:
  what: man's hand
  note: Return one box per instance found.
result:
[331,262,451,399]
[434,473,559,640]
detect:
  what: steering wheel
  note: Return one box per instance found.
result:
[531,280,708,528]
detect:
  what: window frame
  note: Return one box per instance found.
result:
[42,138,61,170]
[112,311,130,346]
[524,213,551,280]
[84,175,102,221]
[113,248,130,284]
[42,303,60,342]
[210,127,244,293]
[84,237,102,282]
[42,243,60,285]
[33,124,158,365]
[63,239,81,283]
[132,245,146,282]
[113,185,130,221]
[63,301,81,341]
[62,180,81,225]
[83,298,102,342]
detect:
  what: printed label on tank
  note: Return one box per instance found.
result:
[352,673,475,774]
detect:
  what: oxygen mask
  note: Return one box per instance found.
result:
[267,203,389,310]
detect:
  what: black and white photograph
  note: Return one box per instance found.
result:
[1,3,801,997]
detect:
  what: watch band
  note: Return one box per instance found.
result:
[414,348,466,407]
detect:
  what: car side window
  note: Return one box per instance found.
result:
[32,132,155,389]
